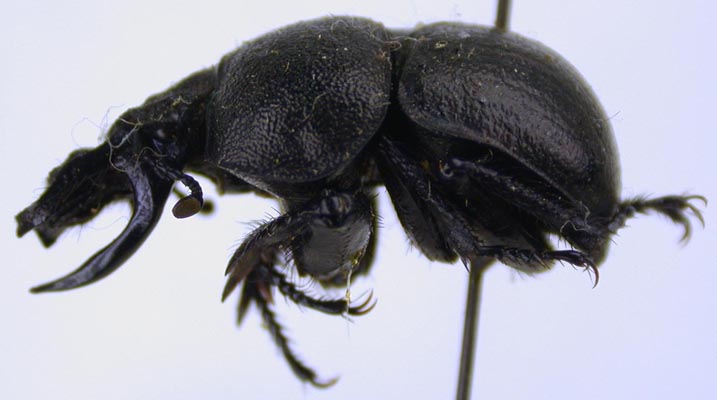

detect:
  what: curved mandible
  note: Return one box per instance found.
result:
[30,160,174,293]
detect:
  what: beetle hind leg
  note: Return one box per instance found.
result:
[440,157,605,238]
[376,136,597,280]
[435,154,617,264]
[610,195,706,241]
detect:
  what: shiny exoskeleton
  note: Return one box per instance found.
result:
[16,16,704,387]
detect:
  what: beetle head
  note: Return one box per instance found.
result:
[15,94,207,292]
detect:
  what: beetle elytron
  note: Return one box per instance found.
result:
[16,0,704,391]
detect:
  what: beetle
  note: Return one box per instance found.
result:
[14,0,705,395]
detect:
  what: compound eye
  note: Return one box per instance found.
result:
[154,128,169,140]
[438,160,454,178]
[150,125,179,147]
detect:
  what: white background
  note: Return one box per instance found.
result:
[1,1,715,399]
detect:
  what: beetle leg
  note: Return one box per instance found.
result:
[444,158,706,260]
[439,157,604,238]
[238,262,374,319]
[374,136,459,262]
[377,136,597,279]
[224,194,376,386]
[222,212,308,301]
[231,253,334,387]
[266,266,376,315]
[435,155,618,264]
[610,195,706,241]
[231,251,369,388]
[224,203,377,311]
[241,265,338,388]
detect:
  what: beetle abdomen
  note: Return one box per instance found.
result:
[207,17,393,186]
[397,23,620,217]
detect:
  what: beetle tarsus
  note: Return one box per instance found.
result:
[611,195,706,241]
[249,272,338,388]
[267,266,376,315]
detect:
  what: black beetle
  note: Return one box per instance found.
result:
[14,0,705,396]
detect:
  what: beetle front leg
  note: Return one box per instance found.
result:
[231,253,371,388]
[222,211,306,301]
[267,266,375,315]
[239,264,338,388]
[223,203,375,316]
[224,219,333,387]
[223,195,375,387]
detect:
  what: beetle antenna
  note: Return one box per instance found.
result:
[171,173,205,219]
[149,158,205,218]
[495,0,512,31]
